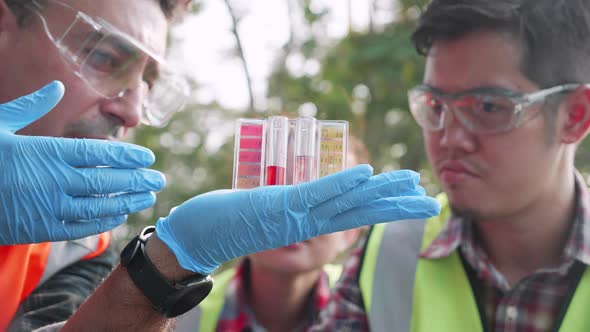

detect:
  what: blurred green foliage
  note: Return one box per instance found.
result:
[266,0,440,193]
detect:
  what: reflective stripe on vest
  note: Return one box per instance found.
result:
[175,263,343,332]
[0,232,110,330]
[359,215,590,331]
[360,220,426,332]
[360,193,449,332]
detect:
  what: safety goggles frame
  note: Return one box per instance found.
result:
[28,0,189,127]
[408,84,579,134]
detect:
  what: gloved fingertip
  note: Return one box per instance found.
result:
[143,169,166,192]
[142,147,156,165]
[37,80,65,108]
[47,80,65,94]
[417,186,426,195]
[403,170,421,188]
[423,196,442,215]
[109,215,128,226]
[0,80,66,132]
[131,192,157,212]
[361,164,374,175]
[349,164,373,179]
[122,144,157,167]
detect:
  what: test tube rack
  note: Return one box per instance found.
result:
[233,116,348,189]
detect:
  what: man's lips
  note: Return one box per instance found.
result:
[438,160,479,184]
[283,240,312,250]
[284,243,305,250]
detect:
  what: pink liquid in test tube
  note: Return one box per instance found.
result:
[293,117,317,184]
[294,155,315,184]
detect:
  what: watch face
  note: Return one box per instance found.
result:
[163,276,213,317]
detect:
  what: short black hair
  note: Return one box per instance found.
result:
[411,0,590,88]
[6,0,189,26]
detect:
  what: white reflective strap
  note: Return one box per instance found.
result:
[39,235,101,286]
[31,321,65,332]
[369,220,425,332]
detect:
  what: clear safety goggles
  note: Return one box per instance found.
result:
[29,0,189,127]
[408,84,579,134]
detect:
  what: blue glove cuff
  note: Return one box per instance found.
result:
[155,218,219,275]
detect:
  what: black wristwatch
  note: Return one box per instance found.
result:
[120,226,213,317]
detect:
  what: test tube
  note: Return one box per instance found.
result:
[264,116,289,185]
[233,119,265,189]
[317,120,348,177]
[285,119,297,185]
[293,117,317,184]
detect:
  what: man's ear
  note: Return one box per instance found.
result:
[559,85,590,144]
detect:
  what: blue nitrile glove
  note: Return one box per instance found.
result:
[156,165,440,275]
[0,81,166,245]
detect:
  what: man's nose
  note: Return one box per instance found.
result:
[100,81,148,129]
[439,108,477,152]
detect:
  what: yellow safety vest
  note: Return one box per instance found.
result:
[359,195,590,332]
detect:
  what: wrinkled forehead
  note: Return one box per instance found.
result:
[48,0,169,58]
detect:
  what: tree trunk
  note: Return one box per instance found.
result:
[223,0,256,114]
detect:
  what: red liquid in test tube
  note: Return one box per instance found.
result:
[265,165,286,185]
[264,116,289,186]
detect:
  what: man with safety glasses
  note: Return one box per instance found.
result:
[0,0,440,330]
[310,0,590,331]
[0,0,190,330]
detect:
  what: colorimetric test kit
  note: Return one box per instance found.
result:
[232,116,348,189]
[232,119,265,189]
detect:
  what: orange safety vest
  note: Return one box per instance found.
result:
[0,232,110,330]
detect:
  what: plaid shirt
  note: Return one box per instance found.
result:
[215,259,332,332]
[310,174,590,332]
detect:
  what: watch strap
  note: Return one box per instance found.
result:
[122,226,212,317]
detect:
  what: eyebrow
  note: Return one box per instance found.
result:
[69,31,136,59]
[101,34,162,80]
[70,30,104,52]
[102,35,139,57]
[421,84,523,98]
